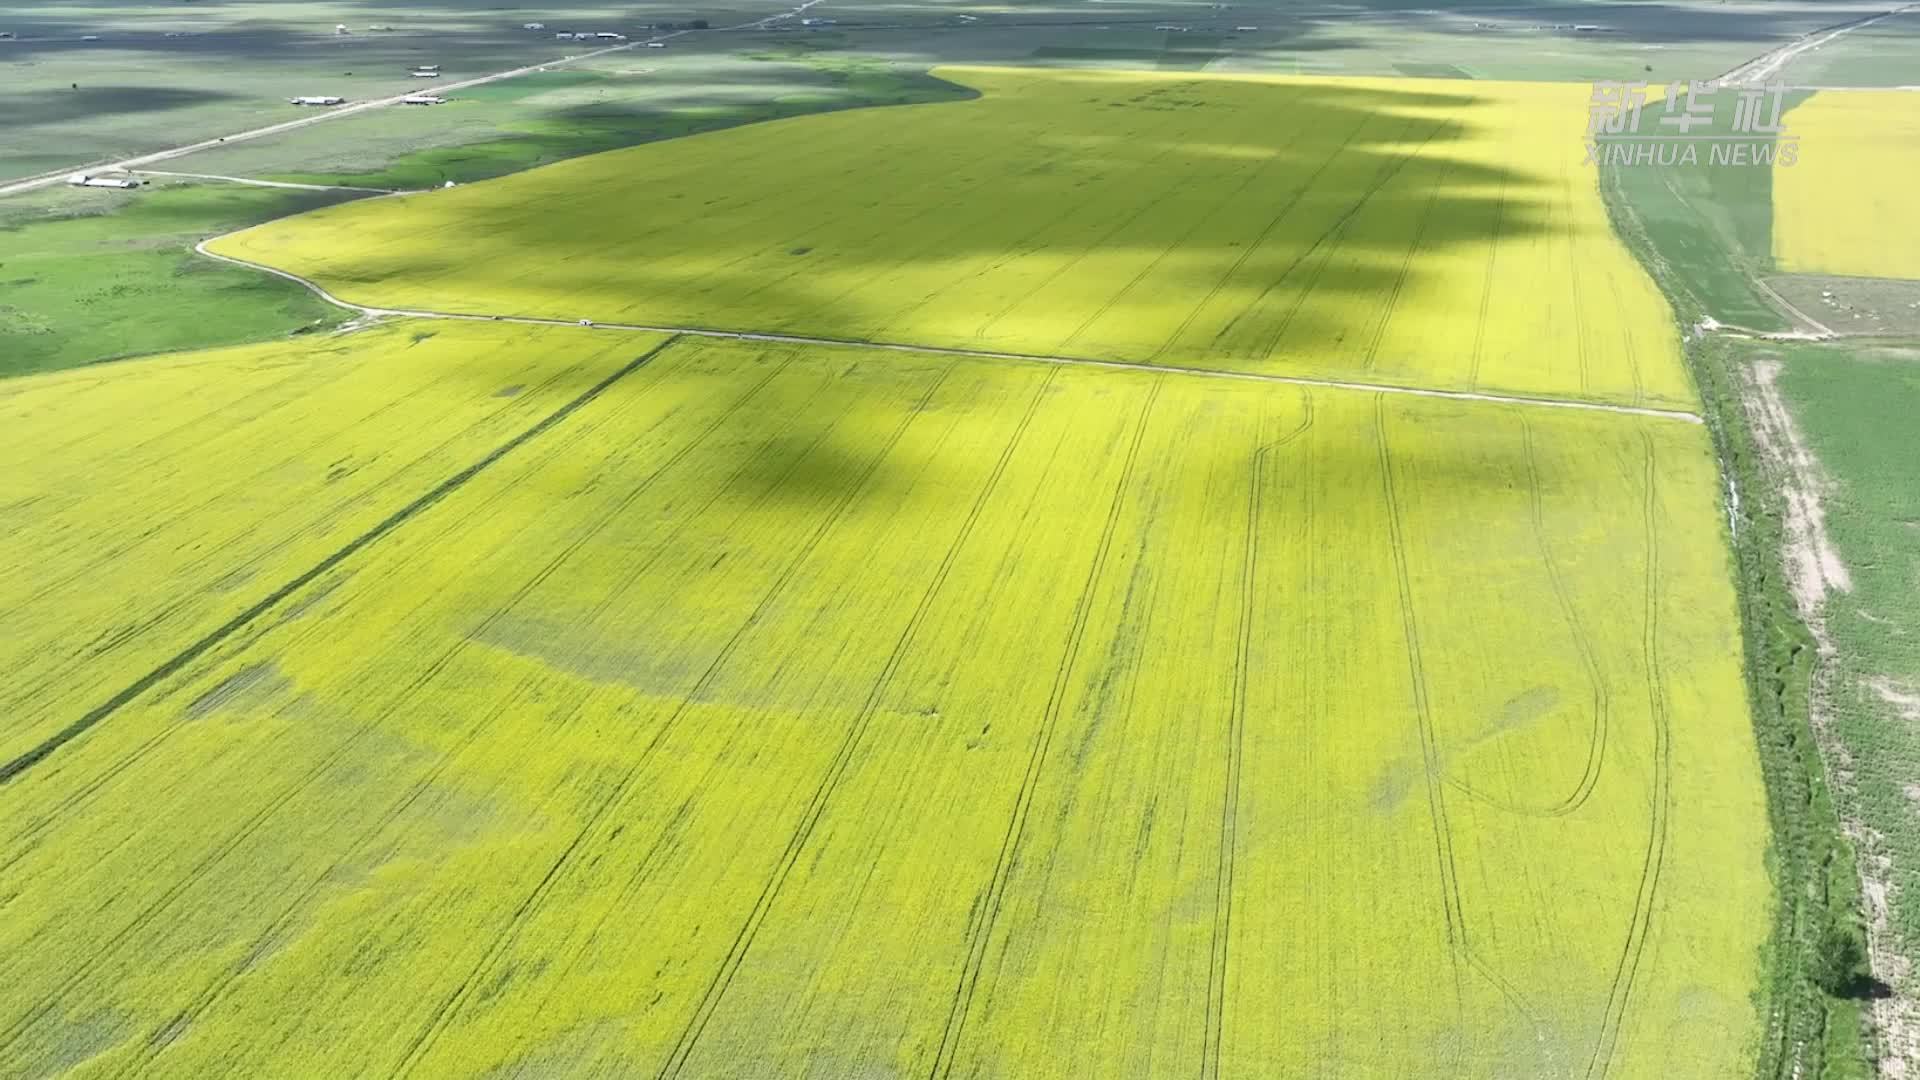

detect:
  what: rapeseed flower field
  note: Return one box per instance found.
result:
[209,68,1688,410]
[0,328,1766,1078]
[1774,90,1920,281]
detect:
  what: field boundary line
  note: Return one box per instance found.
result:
[192,242,1708,425]
[0,335,682,788]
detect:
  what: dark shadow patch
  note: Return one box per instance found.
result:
[185,660,287,719]
[0,85,242,131]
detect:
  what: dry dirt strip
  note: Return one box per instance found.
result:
[194,239,1706,425]
[133,171,398,194]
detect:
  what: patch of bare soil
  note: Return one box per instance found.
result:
[1744,360,1852,615]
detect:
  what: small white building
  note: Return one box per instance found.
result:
[289,95,346,106]
[523,22,545,30]
[334,24,349,35]
[67,172,141,189]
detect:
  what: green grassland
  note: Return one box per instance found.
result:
[0,49,965,378]
[0,0,767,181]
[0,184,352,379]
[1775,340,1920,912]
[175,54,973,190]
[0,324,1771,1078]
[0,0,1877,186]
[1601,96,1812,334]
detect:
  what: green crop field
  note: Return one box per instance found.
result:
[0,323,1767,1077]
[1772,344,1920,949]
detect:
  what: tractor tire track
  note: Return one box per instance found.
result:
[2,350,606,727]
[95,356,835,1072]
[1199,390,1315,1079]
[1143,111,1399,363]
[1243,119,1453,367]
[391,361,957,1077]
[1582,430,1673,1080]
[657,367,1060,1078]
[1442,416,1611,818]
[927,377,1163,1079]
[1375,394,1467,1010]
[1360,126,1460,373]
[1467,166,1509,393]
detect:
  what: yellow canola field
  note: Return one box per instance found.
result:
[1774,90,1920,280]
[0,320,666,769]
[0,331,1766,1078]
[210,68,1690,410]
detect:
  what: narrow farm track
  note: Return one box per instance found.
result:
[192,240,1707,425]
[133,170,399,194]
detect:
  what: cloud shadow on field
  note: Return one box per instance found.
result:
[280,70,1562,402]
[0,86,244,131]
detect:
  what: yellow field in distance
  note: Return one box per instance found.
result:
[210,68,1690,410]
[0,329,1765,1077]
[1774,90,1920,280]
